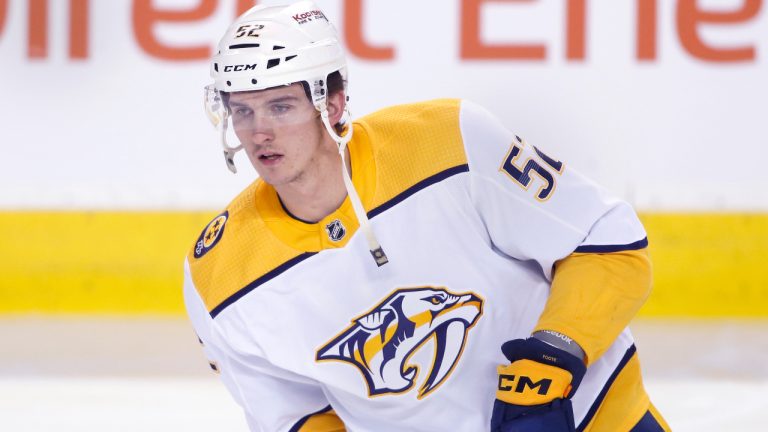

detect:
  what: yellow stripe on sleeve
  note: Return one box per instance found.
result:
[581,352,652,432]
[534,248,653,365]
[297,409,346,432]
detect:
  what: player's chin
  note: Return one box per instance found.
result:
[250,167,291,187]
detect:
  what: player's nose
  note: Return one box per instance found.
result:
[245,117,275,146]
[249,129,273,146]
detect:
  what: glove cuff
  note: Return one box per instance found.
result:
[532,329,585,362]
[501,337,587,396]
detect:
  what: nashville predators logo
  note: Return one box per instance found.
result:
[194,212,228,258]
[316,287,483,399]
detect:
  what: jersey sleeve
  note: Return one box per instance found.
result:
[459,100,647,279]
[183,259,344,432]
[536,248,652,365]
[459,100,652,364]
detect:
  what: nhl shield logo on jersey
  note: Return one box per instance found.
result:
[194,211,228,259]
[325,219,346,242]
[316,287,483,399]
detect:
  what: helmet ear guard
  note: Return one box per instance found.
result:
[310,73,354,150]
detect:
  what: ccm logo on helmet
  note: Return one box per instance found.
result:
[224,64,258,72]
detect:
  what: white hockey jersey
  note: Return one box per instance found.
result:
[184,99,651,432]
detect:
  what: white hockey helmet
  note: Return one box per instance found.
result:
[204,0,352,172]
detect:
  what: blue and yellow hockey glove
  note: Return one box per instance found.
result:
[490,337,587,432]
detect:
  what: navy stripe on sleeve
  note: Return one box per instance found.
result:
[574,237,648,254]
[289,404,334,432]
[576,344,637,431]
[629,410,666,432]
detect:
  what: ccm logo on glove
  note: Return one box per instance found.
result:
[498,374,552,394]
[496,359,574,406]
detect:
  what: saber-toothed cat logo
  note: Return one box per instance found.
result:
[316,287,483,399]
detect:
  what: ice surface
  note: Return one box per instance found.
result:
[1,317,766,431]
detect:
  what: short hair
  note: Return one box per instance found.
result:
[299,70,345,101]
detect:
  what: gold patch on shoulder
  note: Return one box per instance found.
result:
[195,212,228,258]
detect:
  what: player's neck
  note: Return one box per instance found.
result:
[276,146,352,223]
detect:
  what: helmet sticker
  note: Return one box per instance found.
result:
[292,9,328,25]
[235,24,264,38]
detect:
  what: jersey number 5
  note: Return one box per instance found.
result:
[500,139,564,201]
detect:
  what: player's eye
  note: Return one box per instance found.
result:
[270,104,292,115]
[233,107,252,116]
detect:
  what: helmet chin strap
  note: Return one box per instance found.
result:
[320,106,389,267]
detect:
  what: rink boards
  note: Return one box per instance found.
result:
[0,211,766,317]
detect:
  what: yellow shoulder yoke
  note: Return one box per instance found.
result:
[188,99,470,316]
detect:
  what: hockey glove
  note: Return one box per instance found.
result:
[490,337,587,432]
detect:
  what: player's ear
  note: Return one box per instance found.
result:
[326,89,346,126]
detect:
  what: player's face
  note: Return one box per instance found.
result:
[228,84,332,187]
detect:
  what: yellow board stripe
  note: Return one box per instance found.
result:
[0,212,766,316]
[0,211,215,314]
[639,213,768,317]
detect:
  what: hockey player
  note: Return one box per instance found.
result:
[184,1,670,431]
